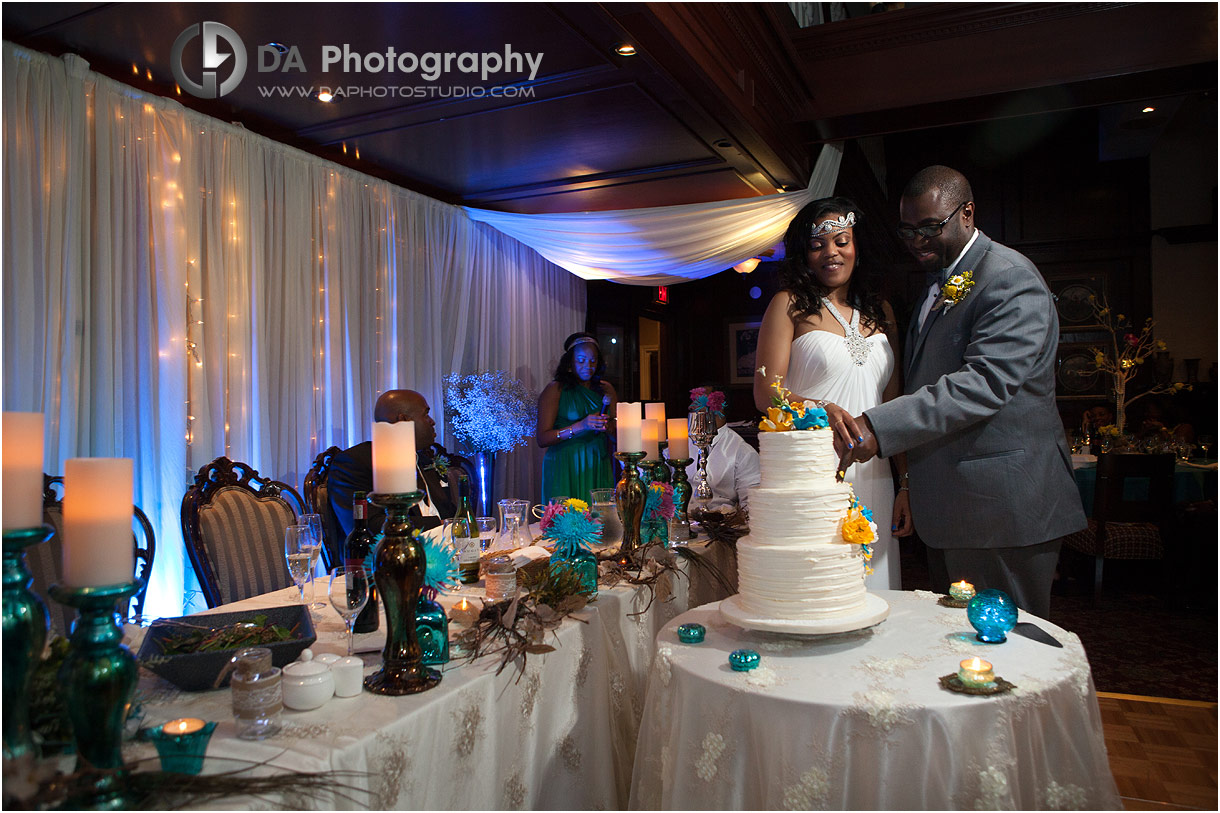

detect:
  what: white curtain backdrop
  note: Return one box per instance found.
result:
[463,143,842,286]
[2,44,585,618]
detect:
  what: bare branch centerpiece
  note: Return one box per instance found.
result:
[443,371,537,516]
[1085,296,1189,444]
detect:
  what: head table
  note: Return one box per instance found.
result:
[120,536,737,810]
[629,590,1121,810]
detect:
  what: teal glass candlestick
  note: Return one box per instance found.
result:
[667,458,694,541]
[145,720,217,774]
[365,492,441,695]
[614,451,647,565]
[3,525,52,760]
[50,580,142,809]
[416,591,450,666]
[650,442,671,484]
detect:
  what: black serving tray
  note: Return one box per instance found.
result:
[137,604,316,691]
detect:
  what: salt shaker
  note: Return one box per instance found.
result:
[483,554,516,603]
[230,647,282,740]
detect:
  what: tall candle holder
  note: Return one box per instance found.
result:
[688,410,716,508]
[614,451,648,565]
[667,459,694,542]
[49,580,142,809]
[365,491,441,695]
[3,525,52,760]
[650,441,671,484]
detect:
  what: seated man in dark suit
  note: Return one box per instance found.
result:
[325,389,458,558]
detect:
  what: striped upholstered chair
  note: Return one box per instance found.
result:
[32,475,156,635]
[181,457,305,608]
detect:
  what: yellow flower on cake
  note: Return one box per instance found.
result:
[760,406,793,432]
[841,512,875,546]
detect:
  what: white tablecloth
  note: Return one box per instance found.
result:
[126,567,697,809]
[629,590,1121,810]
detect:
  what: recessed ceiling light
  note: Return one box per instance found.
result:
[1142,106,1156,113]
[266,42,289,55]
[316,90,335,103]
[615,43,637,56]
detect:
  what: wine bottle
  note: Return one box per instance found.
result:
[344,491,379,633]
[454,476,480,584]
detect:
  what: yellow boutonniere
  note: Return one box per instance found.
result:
[939,270,975,311]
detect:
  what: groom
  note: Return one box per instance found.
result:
[836,166,1084,619]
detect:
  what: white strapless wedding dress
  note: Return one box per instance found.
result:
[787,316,899,589]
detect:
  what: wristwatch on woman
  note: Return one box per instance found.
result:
[897,472,910,493]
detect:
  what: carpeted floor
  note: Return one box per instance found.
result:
[898,537,1218,702]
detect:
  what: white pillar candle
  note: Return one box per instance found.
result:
[642,419,660,461]
[616,402,642,453]
[2,412,45,530]
[666,418,689,459]
[62,458,134,587]
[645,403,667,440]
[372,421,416,494]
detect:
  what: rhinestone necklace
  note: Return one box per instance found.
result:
[819,296,871,367]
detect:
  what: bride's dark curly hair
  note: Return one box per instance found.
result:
[780,196,886,333]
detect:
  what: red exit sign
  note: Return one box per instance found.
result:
[655,286,669,305]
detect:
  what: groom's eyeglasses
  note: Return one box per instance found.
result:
[896,201,969,241]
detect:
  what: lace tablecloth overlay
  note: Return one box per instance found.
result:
[629,590,1121,810]
[125,564,696,810]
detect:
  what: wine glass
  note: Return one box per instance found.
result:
[329,566,370,656]
[299,513,327,610]
[284,525,312,605]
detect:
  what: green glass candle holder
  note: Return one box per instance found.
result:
[49,580,142,809]
[3,525,52,760]
[145,720,217,774]
[650,442,671,484]
[614,451,648,566]
[667,458,694,541]
[729,648,761,672]
[365,492,441,695]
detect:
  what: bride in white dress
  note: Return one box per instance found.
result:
[754,197,911,589]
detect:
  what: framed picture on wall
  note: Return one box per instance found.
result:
[1056,340,1108,399]
[1046,273,1108,330]
[728,321,762,384]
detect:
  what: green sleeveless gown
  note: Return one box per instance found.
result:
[542,384,613,504]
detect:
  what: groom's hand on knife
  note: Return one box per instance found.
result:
[833,414,880,482]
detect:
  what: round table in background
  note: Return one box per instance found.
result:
[629,590,1121,810]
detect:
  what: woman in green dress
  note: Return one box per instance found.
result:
[537,332,617,505]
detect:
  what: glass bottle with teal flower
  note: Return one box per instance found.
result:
[541,500,601,597]
[416,586,449,665]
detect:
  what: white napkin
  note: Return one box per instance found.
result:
[511,546,551,569]
[1071,454,1097,469]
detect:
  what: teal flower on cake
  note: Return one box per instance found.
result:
[421,529,461,594]
[791,405,829,430]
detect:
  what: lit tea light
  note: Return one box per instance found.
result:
[454,597,471,613]
[958,657,995,687]
[949,580,976,601]
[162,717,207,736]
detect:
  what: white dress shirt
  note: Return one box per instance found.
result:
[918,227,980,332]
[681,424,761,513]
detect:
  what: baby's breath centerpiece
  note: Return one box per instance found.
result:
[442,371,537,514]
[1085,296,1189,435]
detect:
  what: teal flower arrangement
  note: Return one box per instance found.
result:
[421,529,461,595]
[539,499,600,595]
[641,481,675,547]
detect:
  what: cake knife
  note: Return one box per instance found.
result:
[1012,622,1062,647]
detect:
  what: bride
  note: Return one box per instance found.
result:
[754,197,911,589]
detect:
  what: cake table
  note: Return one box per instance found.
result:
[629,590,1120,810]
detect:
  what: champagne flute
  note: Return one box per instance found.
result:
[299,513,327,610]
[284,525,312,605]
[329,566,370,656]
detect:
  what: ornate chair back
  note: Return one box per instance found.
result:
[430,444,478,514]
[32,475,156,636]
[303,446,341,569]
[181,457,304,608]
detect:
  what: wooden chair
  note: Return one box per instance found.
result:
[303,446,341,569]
[1063,453,1175,601]
[436,446,477,513]
[181,457,305,608]
[30,475,156,636]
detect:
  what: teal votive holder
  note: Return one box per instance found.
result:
[677,623,706,644]
[146,720,216,774]
[729,649,760,672]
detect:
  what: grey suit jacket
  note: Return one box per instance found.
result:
[864,232,1085,550]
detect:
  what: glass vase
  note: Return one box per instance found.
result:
[554,549,598,597]
[416,594,450,666]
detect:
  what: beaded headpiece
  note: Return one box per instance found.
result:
[810,211,857,238]
[564,335,599,353]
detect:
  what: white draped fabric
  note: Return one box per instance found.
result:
[2,44,585,618]
[463,143,843,286]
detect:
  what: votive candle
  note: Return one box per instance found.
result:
[667,418,689,459]
[642,419,660,461]
[372,421,416,494]
[958,657,995,687]
[949,580,976,601]
[162,717,207,736]
[62,458,134,587]
[2,412,44,530]
[645,403,667,440]
[616,402,642,452]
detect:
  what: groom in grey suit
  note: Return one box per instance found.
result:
[838,166,1084,618]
